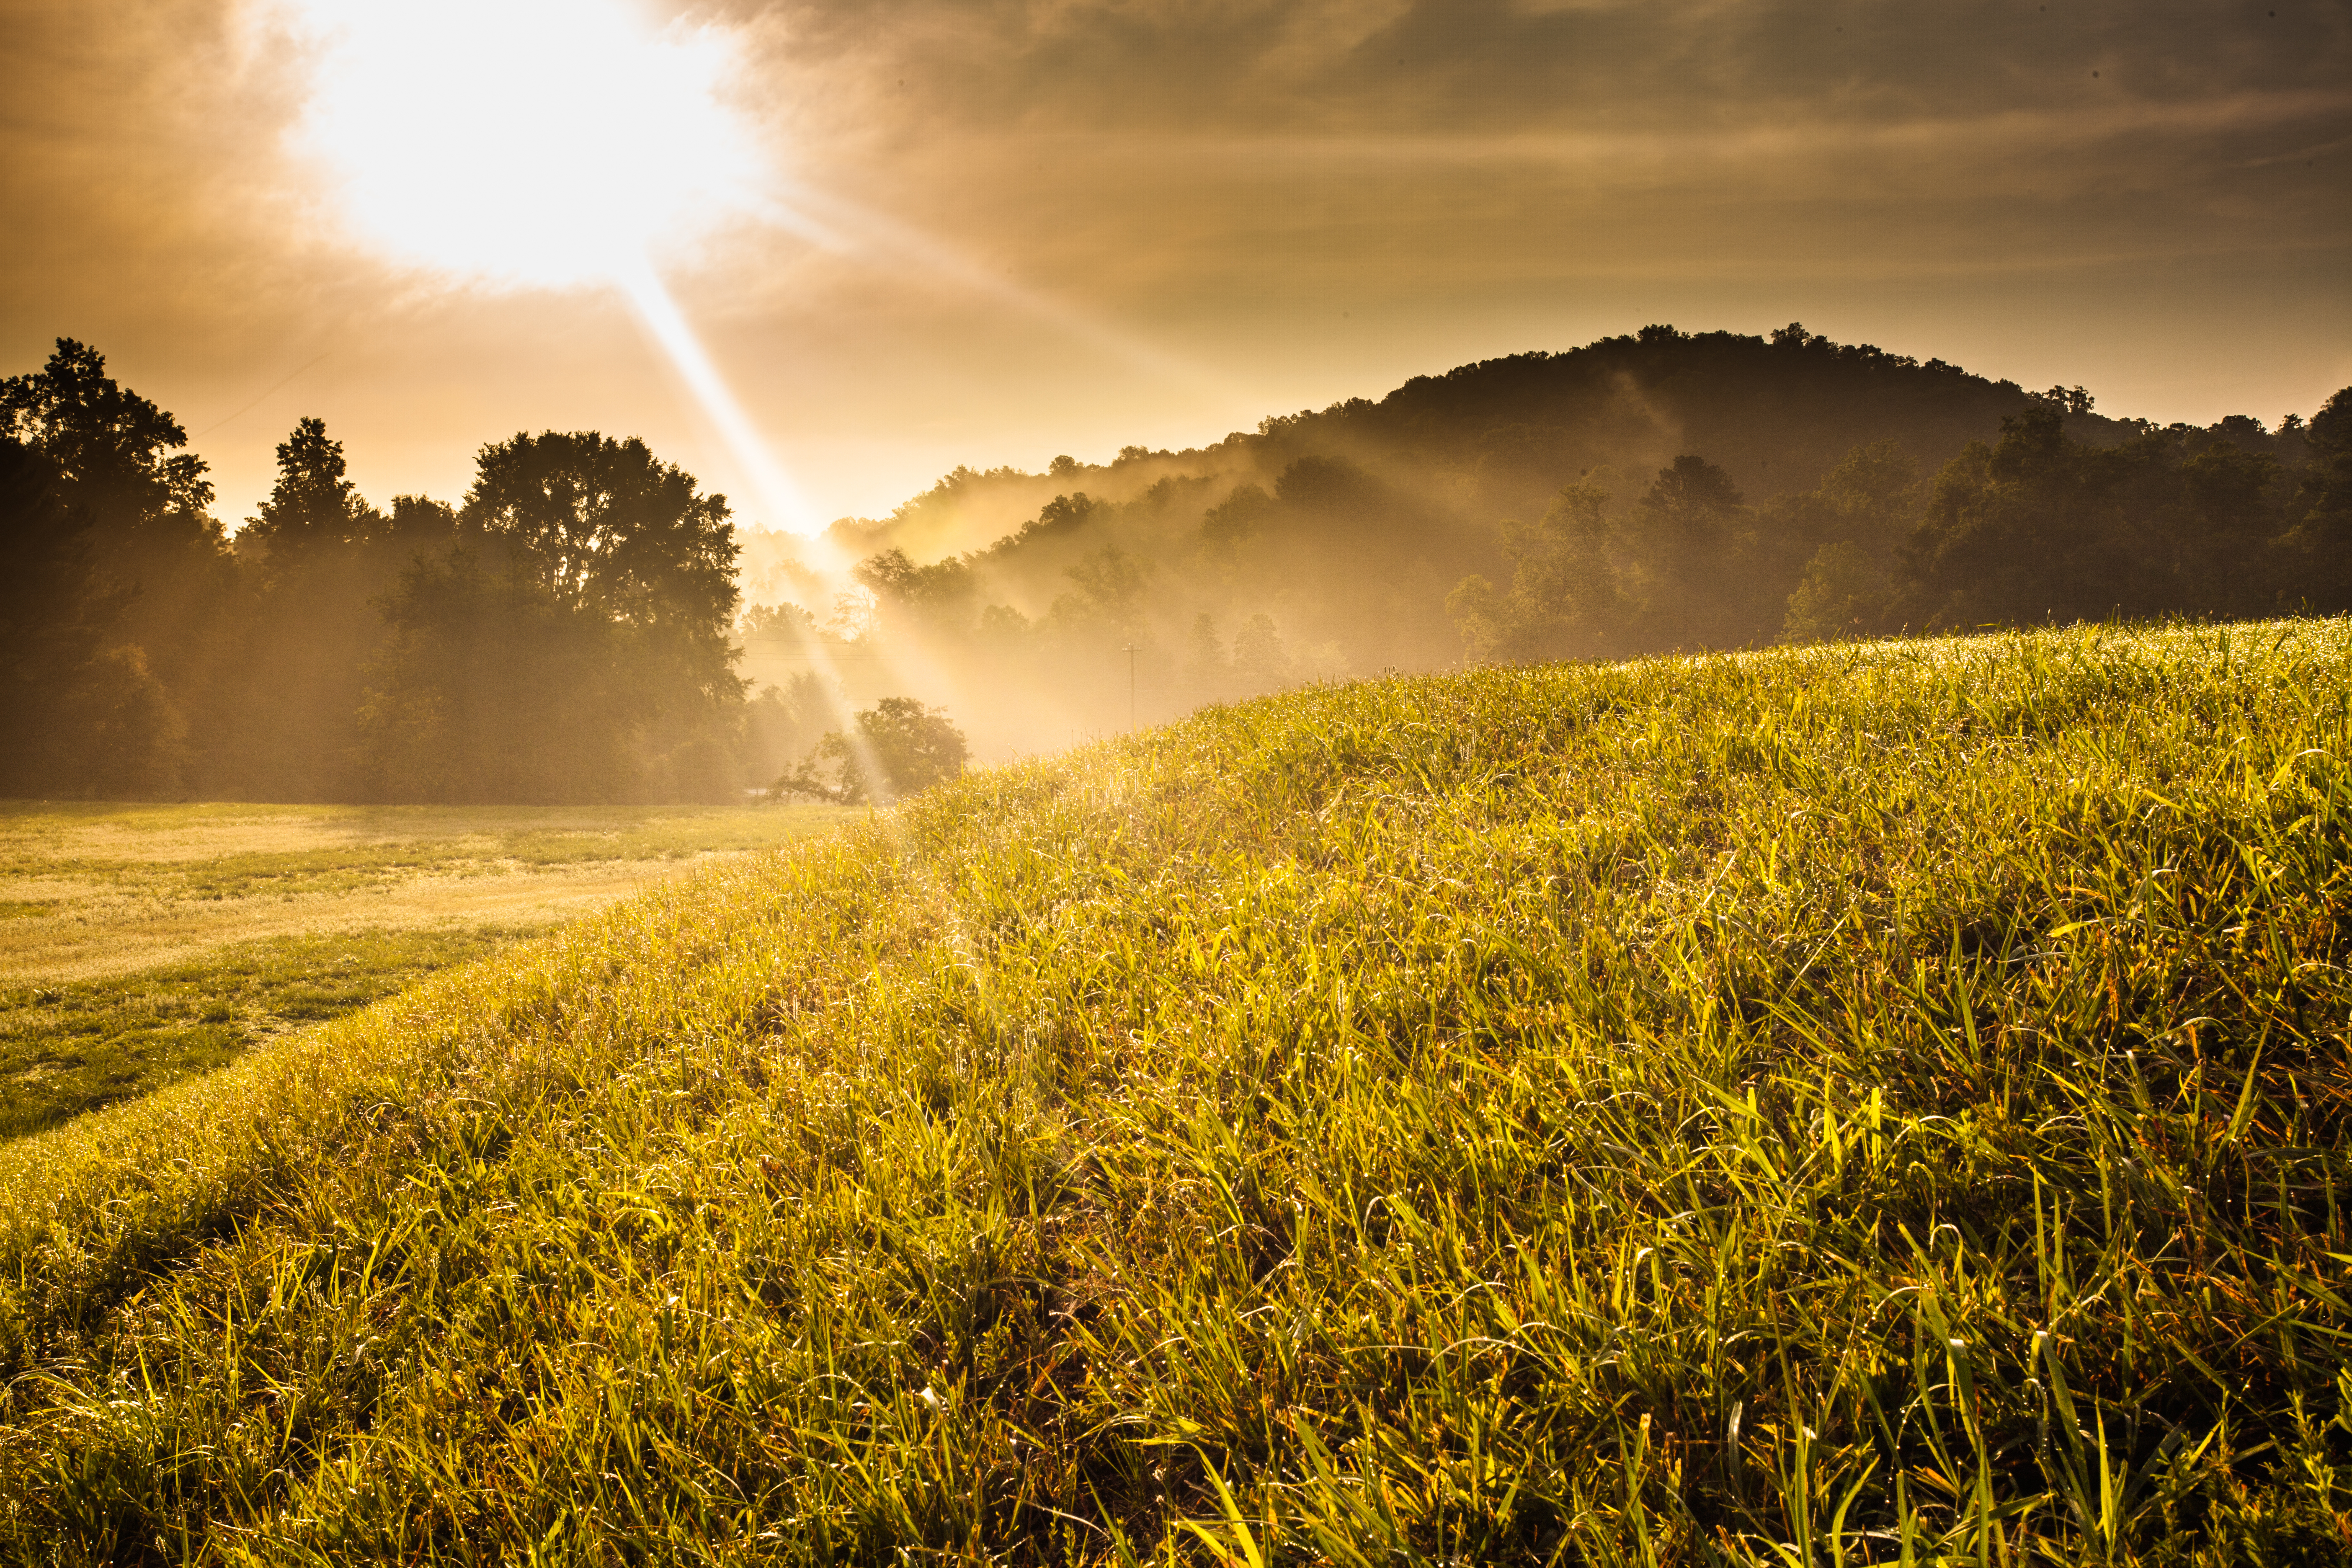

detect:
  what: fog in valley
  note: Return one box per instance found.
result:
[8,325,2346,806]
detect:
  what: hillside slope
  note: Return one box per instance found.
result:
[3,621,2350,1563]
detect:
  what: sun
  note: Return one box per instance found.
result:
[289,0,766,288]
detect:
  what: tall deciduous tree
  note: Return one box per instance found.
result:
[463,431,737,639]
[0,341,231,696]
[0,438,186,795]
[0,343,224,792]
[361,432,745,801]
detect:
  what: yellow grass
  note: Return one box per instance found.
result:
[0,799,856,1137]
[0,800,856,984]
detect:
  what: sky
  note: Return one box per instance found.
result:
[3,0,2347,539]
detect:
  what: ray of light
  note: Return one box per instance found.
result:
[284,0,1247,544]
[611,255,831,544]
[782,636,894,794]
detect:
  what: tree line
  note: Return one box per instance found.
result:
[10,328,2349,802]
[741,357,2349,760]
[735,324,2348,761]
[2,340,759,802]
[1448,391,2352,660]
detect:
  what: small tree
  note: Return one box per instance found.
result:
[777,697,967,804]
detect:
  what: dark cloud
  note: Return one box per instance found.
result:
[758,0,2351,132]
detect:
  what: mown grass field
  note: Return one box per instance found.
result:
[2,621,2348,1564]
[0,802,853,1137]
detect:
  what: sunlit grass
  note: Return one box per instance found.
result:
[0,621,2347,1563]
[0,802,863,984]
[0,798,857,986]
[0,926,523,1139]
[0,802,854,1142]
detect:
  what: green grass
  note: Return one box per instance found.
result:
[0,927,523,1139]
[1,621,2348,1563]
[0,801,854,1142]
[0,801,860,909]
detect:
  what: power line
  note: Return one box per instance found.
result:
[189,349,335,441]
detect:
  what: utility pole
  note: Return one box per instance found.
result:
[1123,643,1139,731]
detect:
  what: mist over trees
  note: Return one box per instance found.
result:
[2,342,759,802]
[5,327,2349,802]
[739,324,2349,760]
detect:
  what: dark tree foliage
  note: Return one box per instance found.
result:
[4,330,2345,800]
[0,438,181,795]
[1891,402,2338,630]
[1447,480,1622,663]
[1442,382,2351,660]
[0,340,218,551]
[1251,322,2100,524]
[0,345,788,804]
[2277,386,2352,607]
[357,551,649,803]
[1,340,235,774]
[238,416,379,568]
[462,431,738,636]
[0,439,119,725]
[359,432,748,802]
[223,420,453,799]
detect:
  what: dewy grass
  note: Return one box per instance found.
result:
[0,620,2347,1563]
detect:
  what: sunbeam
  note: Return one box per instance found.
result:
[611,256,826,541]
[285,0,841,536]
[283,0,1240,544]
[762,186,1246,408]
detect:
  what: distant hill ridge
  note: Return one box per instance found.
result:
[762,323,2283,575]
[730,325,2344,751]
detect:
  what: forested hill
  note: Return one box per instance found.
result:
[761,322,2252,581]
[732,322,2342,757]
[1258,324,2142,513]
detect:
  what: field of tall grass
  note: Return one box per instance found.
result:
[1,622,2346,1563]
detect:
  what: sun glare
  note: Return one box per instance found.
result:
[290,0,764,288]
[279,0,1223,539]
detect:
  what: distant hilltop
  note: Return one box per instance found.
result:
[734,324,2347,755]
[756,323,2295,575]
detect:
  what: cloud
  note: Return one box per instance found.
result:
[747,0,2351,132]
[1,0,2344,528]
